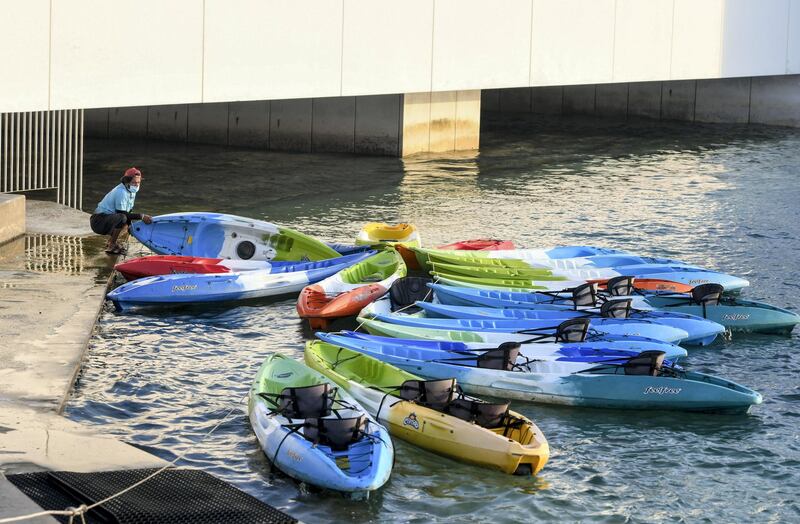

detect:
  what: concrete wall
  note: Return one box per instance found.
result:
[0,194,25,245]
[402,90,480,156]
[485,75,800,127]
[2,1,800,113]
[86,90,480,156]
[87,94,406,156]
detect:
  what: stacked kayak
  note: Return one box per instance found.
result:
[297,249,407,329]
[131,212,341,261]
[249,354,392,498]
[305,340,550,475]
[362,312,692,344]
[431,281,799,335]
[414,246,750,292]
[108,251,373,310]
[356,222,421,248]
[317,332,762,412]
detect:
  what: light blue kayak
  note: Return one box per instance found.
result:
[332,330,688,361]
[249,354,393,498]
[643,289,799,334]
[316,333,761,413]
[108,251,374,310]
[415,301,724,346]
[368,313,691,344]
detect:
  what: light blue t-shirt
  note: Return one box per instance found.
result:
[95,184,136,214]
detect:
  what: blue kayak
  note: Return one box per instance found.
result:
[108,252,373,310]
[368,313,691,344]
[415,301,724,346]
[431,283,797,335]
[333,330,688,361]
[316,333,761,413]
[131,212,341,261]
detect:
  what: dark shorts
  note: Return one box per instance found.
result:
[90,213,128,236]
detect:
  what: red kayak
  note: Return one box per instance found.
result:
[113,255,264,281]
[437,239,516,251]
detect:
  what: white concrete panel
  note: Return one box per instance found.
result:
[431,0,532,91]
[613,0,674,82]
[341,0,433,96]
[204,0,343,102]
[0,1,50,112]
[530,0,615,86]
[788,0,800,73]
[671,0,724,80]
[50,0,203,110]
[720,0,790,77]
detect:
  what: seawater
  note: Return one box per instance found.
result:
[67,115,800,523]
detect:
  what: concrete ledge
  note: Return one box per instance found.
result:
[0,194,25,245]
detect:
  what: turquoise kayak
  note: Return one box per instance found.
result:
[316,333,761,413]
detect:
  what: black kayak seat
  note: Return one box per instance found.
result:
[477,342,521,371]
[600,298,633,319]
[555,318,590,342]
[276,383,334,419]
[623,351,666,376]
[605,276,636,296]
[691,283,724,306]
[390,276,434,311]
[399,378,455,410]
[571,283,598,307]
[303,416,365,451]
[447,398,510,429]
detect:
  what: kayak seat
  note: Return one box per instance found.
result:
[555,318,590,343]
[303,415,366,451]
[605,276,636,296]
[600,299,633,319]
[571,283,598,307]
[264,383,335,419]
[389,277,433,312]
[691,283,724,306]
[447,398,510,429]
[623,351,665,376]
[399,379,456,410]
[477,342,521,371]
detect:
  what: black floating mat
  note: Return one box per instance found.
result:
[7,468,296,524]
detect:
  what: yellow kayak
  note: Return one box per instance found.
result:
[304,340,550,476]
[355,222,422,248]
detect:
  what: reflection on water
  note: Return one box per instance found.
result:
[24,234,86,274]
[68,115,800,522]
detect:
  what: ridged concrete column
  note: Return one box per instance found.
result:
[401,90,481,157]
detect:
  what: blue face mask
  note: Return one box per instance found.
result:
[128,185,139,194]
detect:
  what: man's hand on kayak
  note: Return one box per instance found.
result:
[142,215,153,224]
